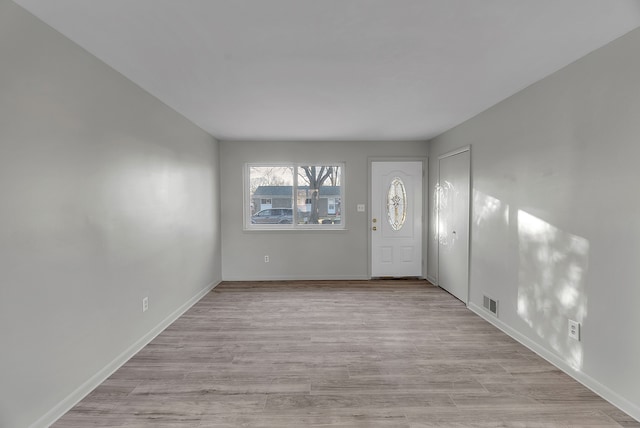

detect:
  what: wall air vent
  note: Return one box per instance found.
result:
[483,295,498,317]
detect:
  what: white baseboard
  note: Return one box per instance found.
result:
[221,274,369,281]
[425,274,438,285]
[31,280,220,428]
[468,302,640,423]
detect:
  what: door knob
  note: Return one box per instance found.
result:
[372,226,377,231]
[372,218,377,223]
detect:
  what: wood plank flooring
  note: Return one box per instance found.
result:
[53,280,639,427]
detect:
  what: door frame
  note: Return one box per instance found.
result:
[436,145,471,304]
[368,157,428,279]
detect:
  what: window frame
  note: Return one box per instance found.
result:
[244,162,345,231]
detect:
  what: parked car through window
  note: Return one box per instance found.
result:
[246,164,344,229]
[251,208,293,224]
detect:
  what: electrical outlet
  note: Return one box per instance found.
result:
[142,297,149,313]
[264,255,270,263]
[568,319,580,341]
[357,204,365,212]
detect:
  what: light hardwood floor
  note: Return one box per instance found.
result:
[54,280,639,427]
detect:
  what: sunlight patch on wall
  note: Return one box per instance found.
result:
[473,190,506,227]
[435,180,456,246]
[517,210,589,371]
[472,190,510,307]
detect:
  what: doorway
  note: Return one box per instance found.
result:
[437,147,470,303]
[371,161,423,277]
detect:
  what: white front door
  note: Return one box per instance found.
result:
[371,161,423,277]
[437,148,470,303]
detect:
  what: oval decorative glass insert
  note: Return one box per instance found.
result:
[387,177,407,231]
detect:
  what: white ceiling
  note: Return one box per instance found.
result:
[13,0,640,141]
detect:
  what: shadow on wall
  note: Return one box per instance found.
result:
[517,210,589,371]
[472,190,589,372]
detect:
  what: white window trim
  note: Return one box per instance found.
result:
[244,162,345,231]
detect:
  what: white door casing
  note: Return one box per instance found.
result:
[437,148,470,303]
[371,161,423,277]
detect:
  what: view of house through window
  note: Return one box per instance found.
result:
[248,164,343,228]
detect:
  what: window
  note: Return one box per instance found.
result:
[247,164,344,229]
[387,177,407,231]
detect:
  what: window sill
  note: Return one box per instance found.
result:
[243,226,348,233]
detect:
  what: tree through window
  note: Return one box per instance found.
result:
[247,164,343,229]
[297,166,341,224]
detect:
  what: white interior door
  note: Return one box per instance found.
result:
[371,161,422,277]
[438,149,470,303]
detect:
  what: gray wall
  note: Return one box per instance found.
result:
[220,140,427,280]
[6,0,639,423]
[428,27,640,420]
[0,2,221,427]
